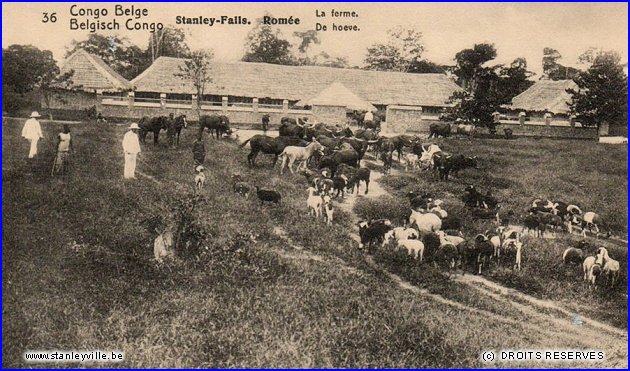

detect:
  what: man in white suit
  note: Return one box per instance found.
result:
[21,111,44,158]
[122,123,141,179]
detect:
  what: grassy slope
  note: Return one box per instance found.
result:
[365,136,628,329]
[2,120,627,367]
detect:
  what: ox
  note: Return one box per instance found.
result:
[428,123,451,138]
[240,135,307,167]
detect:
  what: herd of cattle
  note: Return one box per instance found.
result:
[143,113,620,288]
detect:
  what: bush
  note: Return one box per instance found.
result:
[354,195,408,225]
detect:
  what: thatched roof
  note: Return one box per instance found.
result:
[60,49,131,92]
[296,82,377,111]
[509,80,578,114]
[131,57,461,107]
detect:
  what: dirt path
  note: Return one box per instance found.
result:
[337,159,628,368]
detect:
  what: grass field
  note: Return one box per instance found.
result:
[2,119,628,367]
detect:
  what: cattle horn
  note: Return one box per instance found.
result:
[367,139,380,144]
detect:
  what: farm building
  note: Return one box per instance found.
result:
[503,79,578,123]
[47,49,131,112]
[120,56,462,127]
[295,82,377,123]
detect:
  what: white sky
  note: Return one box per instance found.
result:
[3,2,628,76]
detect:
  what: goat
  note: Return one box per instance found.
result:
[306,187,323,218]
[583,256,602,288]
[322,195,334,226]
[194,166,206,191]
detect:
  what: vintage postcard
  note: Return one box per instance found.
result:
[2,1,628,368]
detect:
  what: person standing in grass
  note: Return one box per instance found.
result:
[52,124,73,174]
[122,123,141,179]
[21,111,44,159]
[192,136,206,167]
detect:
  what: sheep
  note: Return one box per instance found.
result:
[409,210,442,233]
[562,247,585,265]
[322,195,334,226]
[398,239,425,261]
[358,219,393,249]
[255,186,281,206]
[583,256,602,288]
[602,259,620,287]
[306,187,324,218]
[383,227,419,247]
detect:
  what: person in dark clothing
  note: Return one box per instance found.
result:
[192,136,206,167]
[167,113,176,147]
[261,114,270,135]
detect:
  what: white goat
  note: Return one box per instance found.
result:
[154,227,174,263]
[306,187,323,218]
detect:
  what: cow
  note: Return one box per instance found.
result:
[428,123,451,138]
[455,123,476,137]
[304,123,337,140]
[199,115,231,139]
[433,152,478,181]
[279,117,308,138]
[240,135,308,167]
[319,148,360,178]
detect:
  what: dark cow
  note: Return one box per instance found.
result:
[166,114,188,147]
[385,135,419,162]
[240,135,307,167]
[342,137,375,161]
[354,128,380,141]
[428,123,451,138]
[199,115,231,139]
[358,219,392,250]
[279,117,308,138]
[433,152,478,181]
[319,148,360,178]
[304,123,337,140]
[139,116,169,145]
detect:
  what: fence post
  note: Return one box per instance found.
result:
[192,94,199,112]
[95,89,103,112]
[282,99,289,113]
[253,98,259,114]
[518,111,526,126]
[569,115,576,128]
[544,112,552,126]
[222,96,228,115]
[160,93,167,109]
[128,91,135,109]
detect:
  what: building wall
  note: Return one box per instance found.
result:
[312,105,346,124]
[47,90,98,110]
[495,122,597,139]
[386,105,424,133]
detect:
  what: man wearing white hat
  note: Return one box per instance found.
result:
[21,111,44,158]
[122,123,141,179]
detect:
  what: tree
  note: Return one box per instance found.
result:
[408,60,447,74]
[541,47,579,80]
[453,43,497,90]
[148,26,191,61]
[66,34,149,79]
[177,49,214,119]
[496,57,535,102]
[242,15,296,65]
[3,44,74,119]
[312,52,349,68]
[568,51,627,128]
[364,26,425,72]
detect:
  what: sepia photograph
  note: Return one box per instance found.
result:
[2,1,628,368]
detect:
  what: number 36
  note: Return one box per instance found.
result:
[42,12,57,23]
